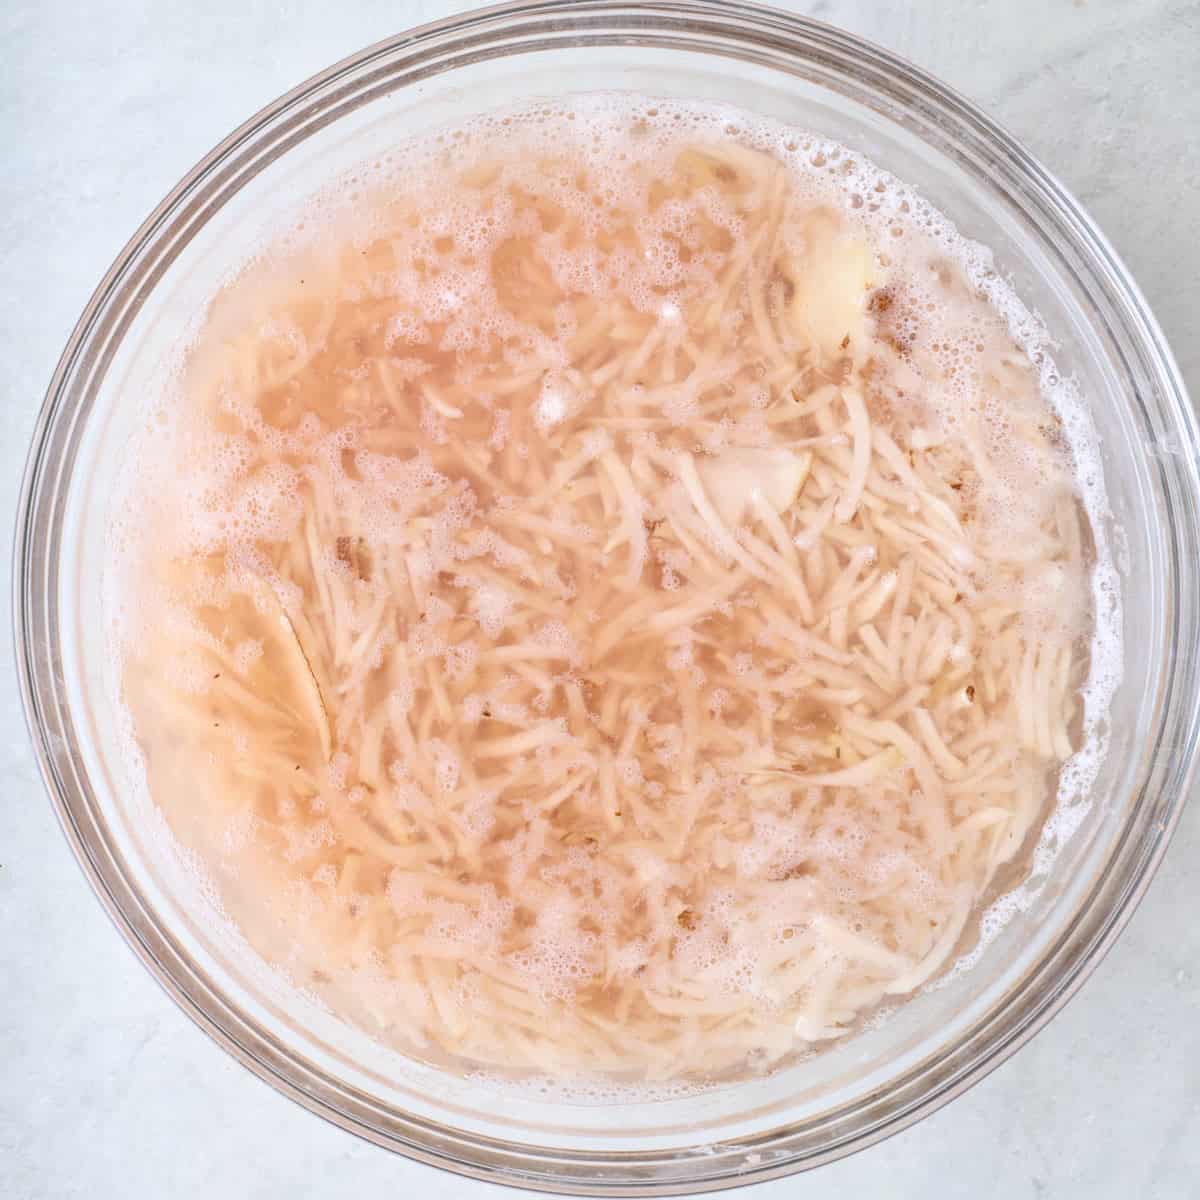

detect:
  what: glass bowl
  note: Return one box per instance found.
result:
[15,1,1200,1192]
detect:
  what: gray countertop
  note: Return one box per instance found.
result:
[2,2,1197,1197]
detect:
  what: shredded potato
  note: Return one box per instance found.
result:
[116,98,1095,1081]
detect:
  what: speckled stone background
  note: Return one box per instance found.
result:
[2,2,1197,1197]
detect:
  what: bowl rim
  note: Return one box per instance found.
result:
[13,1,1200,1193]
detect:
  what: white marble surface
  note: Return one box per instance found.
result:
[2,1,1198,1196]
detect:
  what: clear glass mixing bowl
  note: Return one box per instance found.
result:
[14,1,1200,1192]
